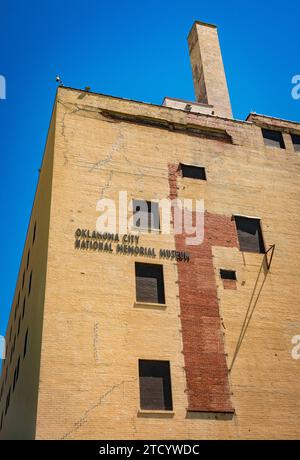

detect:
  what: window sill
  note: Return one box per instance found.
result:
[137,409,175,418]
[134,301,167,310]
[131,226,161,234]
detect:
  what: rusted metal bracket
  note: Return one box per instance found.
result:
[265,244,275,270]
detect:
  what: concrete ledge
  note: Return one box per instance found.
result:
[137,410,175,418]
[134,301,167,310]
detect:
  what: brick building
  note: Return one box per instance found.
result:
[1,21,300,439]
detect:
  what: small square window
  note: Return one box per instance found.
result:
[234,216,265,254]
[262,129,285,149]
[181,163,207,180]
[135,263,165,304]
[220,269,237,281]
[291,134,300,152]
[139,360,173,411]
[132,200,160,231]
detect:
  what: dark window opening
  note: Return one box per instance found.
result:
[13,369,17,392]
[23,329,28,359]
[17,317,21,336]
[262,128,285,149]
[220,269,237,281]
[0,412,3,432]
[33,222,37,245]
[291,134,300,152]
[26,250,30,271]
[234,216,265,253]
[22,297,26,319]
[135,263,165,304]
[28,271,32,296]
[181,163,207,180]
[22,270,25,290]
[16,357,20,382]
[139,360,173,411]
[132,200,160,231]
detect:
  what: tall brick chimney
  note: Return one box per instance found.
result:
[188,21,232,119]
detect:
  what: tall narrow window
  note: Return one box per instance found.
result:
[139,360,173,411]
[234,216,265,253]
[181,163,207,180]
[17,316,21,336]
[132,200,160,231]
[135,263,165,304]
[23,329,28,359]
[291,134,300,152]
[26,250,30,270]
[16,357,20,382]
[13,369,17,392]
[262,128,285,149]
[33,221,37,245]
[28,271,32,296]
[22,296,26,319]
[0,412,3,431]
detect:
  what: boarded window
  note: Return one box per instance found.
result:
[135,263,165,304]
[139,360,173,411]
[262,129,285,149]
[181,163,207,180]
[234,216,265,253]
[133,200,160,230]
[220,269,237,280]
[291,134,300,152]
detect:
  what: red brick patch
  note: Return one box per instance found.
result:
[168,164,237,413]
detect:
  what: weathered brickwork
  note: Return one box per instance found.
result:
[169,164,236,412]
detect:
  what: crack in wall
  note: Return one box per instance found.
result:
[99,170,114,200]
[61,378,137,440]
[93,322,100,364]
[58,100,82,166]
[124,155,145,192]
[89,132,124,172]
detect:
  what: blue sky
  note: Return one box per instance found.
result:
[0,0,299,336]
